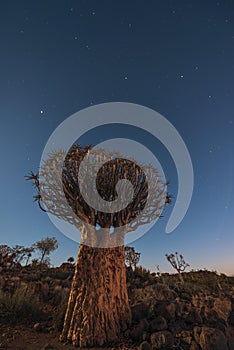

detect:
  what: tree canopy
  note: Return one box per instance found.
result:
[27,144,170,248]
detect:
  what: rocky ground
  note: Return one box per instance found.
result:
[0,265,234,349]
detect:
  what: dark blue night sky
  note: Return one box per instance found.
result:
[0,1,233,274]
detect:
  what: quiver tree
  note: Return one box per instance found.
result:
[11,245,35,266]
[165,252,190,283]
[32,237,58,265]
[124,246,141,270]
[27,144,170,347]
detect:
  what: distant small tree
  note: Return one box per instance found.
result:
[33,237,58,265]
[124,246,141,270]
[67,256,75,264]
[24,247,34,266]
[11,245,35,266]
[165,252,189,283]
[11,245,25,264]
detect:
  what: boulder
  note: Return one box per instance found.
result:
[130,319,149,341]
[150,316,167,332]
[154,301,176,320]
[180,330,193,345]
[228,337,234,350]
[196,327,228,350]
[139,341,152,350]
[190,341,200,350]
[131,303,150,323]
[213,298,232,322]
[185,310,202,325]
[150,331,174,349]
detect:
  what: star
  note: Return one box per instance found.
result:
[124,76,128,80]
[40,110,44,115]
[180,75,184,79]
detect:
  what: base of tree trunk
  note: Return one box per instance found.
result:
[60,244,131,347]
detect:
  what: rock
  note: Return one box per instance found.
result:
[199,327,228,350]
[130,319,149,341]
[142,331,150,341]
[168,322,184,335]
[204,309,219,323]
[150,316,167,332]
[33,322,48,333]
[139,341,152,350]
[131,303,150,323]
[33,322,41,331]
[154,301,175,320]
[190,341,200,350]
[228,337,234,350]
[180,330,193,345]
[175,301,183,317]
[228,310,234,326]
[185,310,202,324]
[213,298,232,322]
[150,331,174,349]
[193,326,201,344]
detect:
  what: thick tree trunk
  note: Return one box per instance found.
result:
[60,244,131,347]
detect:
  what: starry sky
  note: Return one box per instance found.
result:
[0,1,233,274]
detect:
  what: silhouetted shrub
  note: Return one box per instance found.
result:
[0,285,41,324]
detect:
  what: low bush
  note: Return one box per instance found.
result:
[0,285,41,324]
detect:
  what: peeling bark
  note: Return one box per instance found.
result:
[60,244,131,347]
